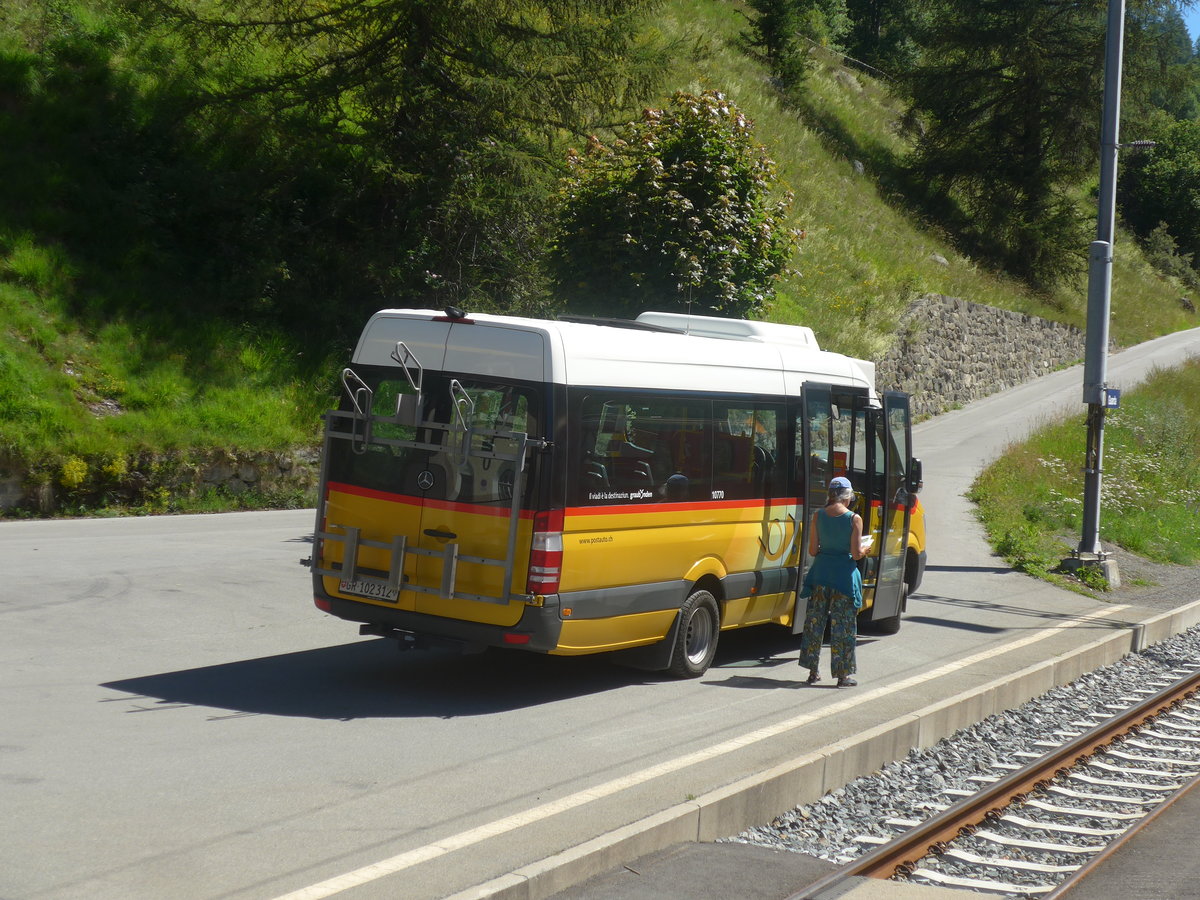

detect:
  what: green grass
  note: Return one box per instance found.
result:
[969,359,1200,587]
[0,235,333,490]
[0,275,330,459]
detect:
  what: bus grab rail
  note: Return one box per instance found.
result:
[340,368,373,454]
[389,342,423,426]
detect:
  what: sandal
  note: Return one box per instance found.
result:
[805,668,820,685]
[836,676,857,688]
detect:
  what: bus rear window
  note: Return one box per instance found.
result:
[327,370,540,504]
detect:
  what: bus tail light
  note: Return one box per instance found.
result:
[527,509,564,595]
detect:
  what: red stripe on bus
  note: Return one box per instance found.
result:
[325,481,532,519]
[326,481,420,504]
[567,498,777,517]
[422,497,534,519]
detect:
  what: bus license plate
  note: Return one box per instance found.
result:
[339,579,399,602]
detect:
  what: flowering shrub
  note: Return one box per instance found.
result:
[549,90,799,319]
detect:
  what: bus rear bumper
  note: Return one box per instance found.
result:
[313,589,565,654]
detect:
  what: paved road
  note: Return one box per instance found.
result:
[3,327,1199,900]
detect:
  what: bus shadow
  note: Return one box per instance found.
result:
[100,639,648,720]
[101,627,865,719]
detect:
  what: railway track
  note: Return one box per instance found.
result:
[789,663,1200,899]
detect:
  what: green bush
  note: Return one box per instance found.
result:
[550,90,798,319]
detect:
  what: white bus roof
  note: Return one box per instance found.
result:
[353,309,876,398]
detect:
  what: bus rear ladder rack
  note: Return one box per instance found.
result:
[314,405,546,606]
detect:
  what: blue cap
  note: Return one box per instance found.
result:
[829,476,853,490]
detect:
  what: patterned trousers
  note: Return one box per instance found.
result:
[798,585,857,677]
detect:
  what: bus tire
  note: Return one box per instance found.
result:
[667,589,720,678]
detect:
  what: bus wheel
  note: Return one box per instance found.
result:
[668,589,720,678]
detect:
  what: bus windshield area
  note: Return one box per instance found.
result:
[326,367,541,506]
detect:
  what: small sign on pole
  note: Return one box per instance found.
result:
[1103,389,1121,409]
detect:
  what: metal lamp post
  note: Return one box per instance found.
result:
[1071,0,1125,586]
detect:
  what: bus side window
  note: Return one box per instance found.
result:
[575,395,710,504]
[713,404,781,500]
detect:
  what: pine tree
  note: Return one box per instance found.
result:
[843,0,923,72]
[1119,119,1200,263]
[147,0,671,314]
[747,0,850,87]
[902,0,1108,291]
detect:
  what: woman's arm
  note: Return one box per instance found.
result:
[807,512,820,558]
[850,513,865,560]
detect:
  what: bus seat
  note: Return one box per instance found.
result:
[583,460,609,490]
[613,458,653,488]
[669,430,706,475]
[753,446,774,487]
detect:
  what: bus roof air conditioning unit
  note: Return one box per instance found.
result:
[635,312,819,349]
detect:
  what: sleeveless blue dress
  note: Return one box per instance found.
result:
[799,509,863,608]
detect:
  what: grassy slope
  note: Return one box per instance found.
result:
[0,252,331,463]
[0,0,1197,511]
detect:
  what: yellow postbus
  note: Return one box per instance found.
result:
[309,309,925,677]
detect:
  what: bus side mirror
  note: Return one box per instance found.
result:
[906,458,923,494]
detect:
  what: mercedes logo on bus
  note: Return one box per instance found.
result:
[416,470,435,491]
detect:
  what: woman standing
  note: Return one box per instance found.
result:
[798,475,867,687]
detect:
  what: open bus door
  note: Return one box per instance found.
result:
[791,383,834,634]
[857,391,914,634]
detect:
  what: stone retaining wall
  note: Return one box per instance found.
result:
[0,448,320,516]
[873,294,1088,420]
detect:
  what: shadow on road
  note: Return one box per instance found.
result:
[101,639,644,720]
[900,615,1007,634]
[100,626,806,720]
[910,593,1138,632]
